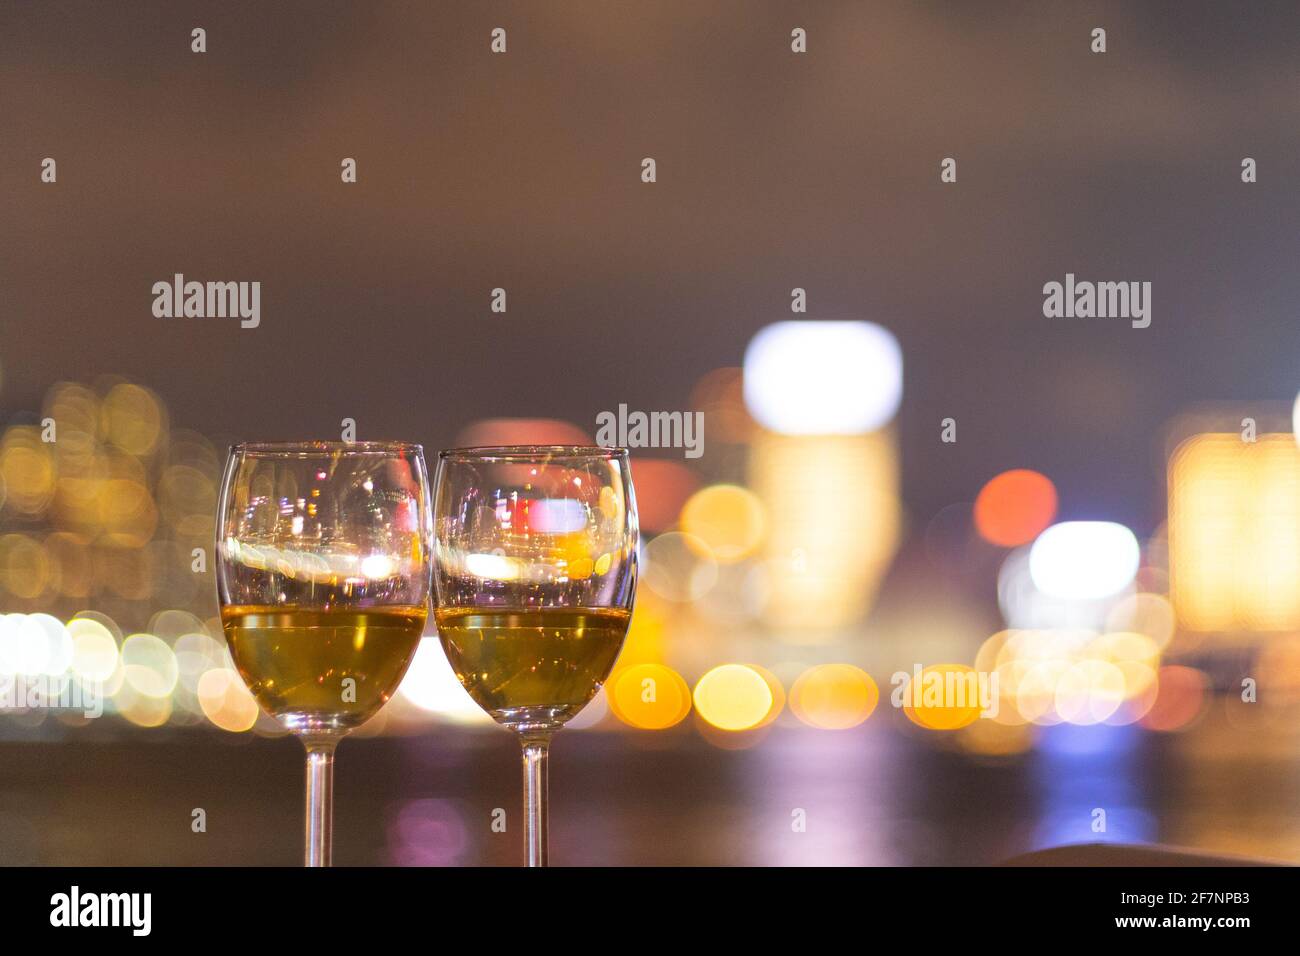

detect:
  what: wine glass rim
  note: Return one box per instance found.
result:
[232,440,423,457]
[439,444,628,462]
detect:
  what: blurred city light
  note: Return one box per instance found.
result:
[972,622,1168,729]
[0,364,1294,797]
[641,531,718,603]
[788,663,878,729]
[67,617,119,682]
[689,366,751,443]
[120,633,179,698]
[751,432,900,633]
[387,799,471,867]
[196,668,259,732]
[998,546,1114,631]
[693,664,775,731]
[624,459,699,533]
[1029,521,1140,601]
[454,418,590,447]
[1140,665,1209,732]
[1104,592,1176,652]
[679,484,765,563]
[396,637,491,724]
[902,664,983,731]
[1168,433,1300,630]
[973,469,1057,547]
[608,663,692,729]
[742,320,902,434]
[1054,659,1126,725]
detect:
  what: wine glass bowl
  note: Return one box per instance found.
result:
[434,606,629,729]
[220,604,426,734]
[432,445,638,864]
[433,446,637,731]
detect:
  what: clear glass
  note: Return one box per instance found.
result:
[216,441,433,866]
[432,446,638,866]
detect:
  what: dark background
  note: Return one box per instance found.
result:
[4,1,1299,531]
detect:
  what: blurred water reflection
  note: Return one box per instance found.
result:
[750,728,896,866]
[387,799,471,867]
[1032,723,1157,851]
[3,707,1297,866]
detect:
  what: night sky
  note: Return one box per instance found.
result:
[4,0,1299,535]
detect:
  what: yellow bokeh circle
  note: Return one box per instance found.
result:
[903,663,984,731]
[693,664,774,731]
[680,485,766,563]
[790,663,878,730]
[608,663,692,730]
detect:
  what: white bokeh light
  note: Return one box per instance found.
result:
[743,320,903,434]
[528,498,588,534]
[398,637,491,723]
[1029,521,1140,601]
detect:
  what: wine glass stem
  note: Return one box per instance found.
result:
[304,741,337,867]
[521,735,551,867]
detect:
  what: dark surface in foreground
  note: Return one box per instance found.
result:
[2,713,1297,866]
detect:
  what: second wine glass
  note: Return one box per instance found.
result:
[432,446,638,866]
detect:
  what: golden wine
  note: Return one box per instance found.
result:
[221,605,426,729]
[434,606,629,723]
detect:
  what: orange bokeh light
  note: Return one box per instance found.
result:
[455,418,591,447]
[973,469,1058,547]
[1140,665,1208,732]
[627,459,700,532]
[903,664,984,731]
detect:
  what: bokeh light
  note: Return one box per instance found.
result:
[396,637,492,724]
[67,617,119,683]
[973,469,1057,547]
[788,664,878,729]
[120,633,179,698]
[903,664,984,731]
[1104,592,1176,651]
[454,418,590,447]
[196,668,260,732]
[626,459,700,533]
[1169,433,1300,631]
[1141,665,1209,732]
[679,484,765,563]
[641,531,718,603]
[752,431,900,633]
[1029,521,1140,601]
[693,664,775,731]
[608,663,692,729]
[743,321,903,434]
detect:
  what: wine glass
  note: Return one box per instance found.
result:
[432,446,638,866]
[216,441,433,866]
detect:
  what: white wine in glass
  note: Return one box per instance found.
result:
[222,605,427,727]
[434,606,630,722]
